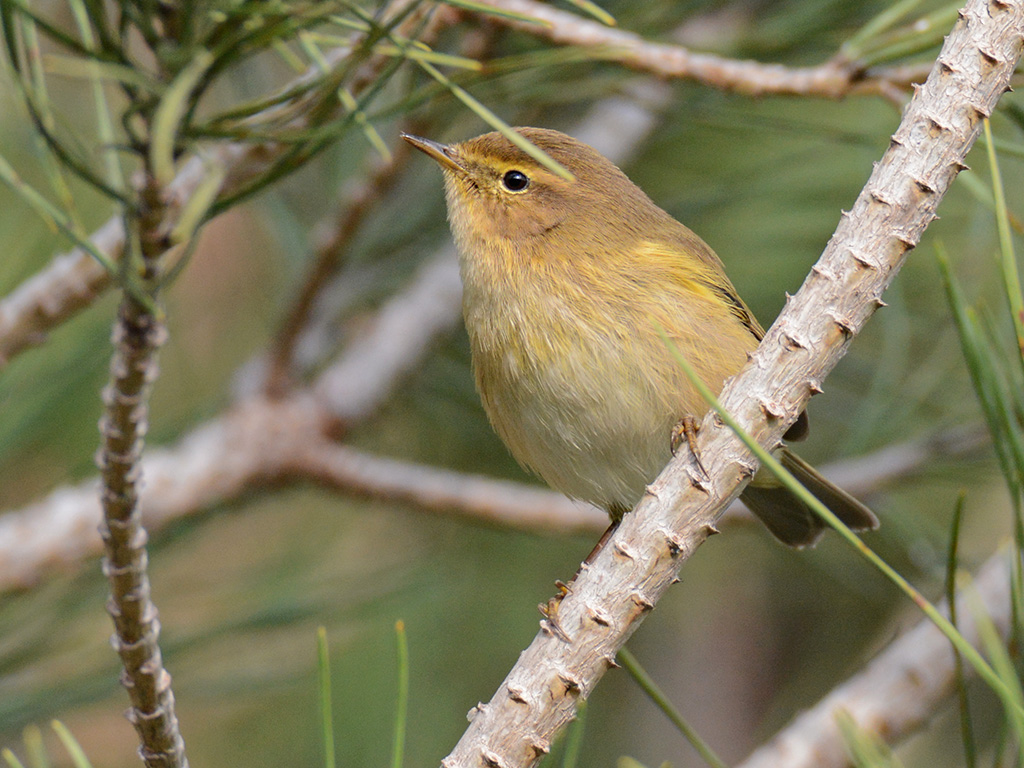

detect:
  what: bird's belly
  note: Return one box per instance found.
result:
[473,332,685,513]
[517,398,674,513]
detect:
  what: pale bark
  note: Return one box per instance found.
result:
[474,0,931,99]
[738,551,1015,768]
[440,2,1024,766]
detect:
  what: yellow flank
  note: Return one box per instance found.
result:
[403,126,878,544]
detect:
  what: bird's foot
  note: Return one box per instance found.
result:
[539,585,571,641]
[671,415,709,481]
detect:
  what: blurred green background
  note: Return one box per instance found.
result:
[0,1,1021,766]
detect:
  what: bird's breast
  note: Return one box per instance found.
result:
[458,241,746,510]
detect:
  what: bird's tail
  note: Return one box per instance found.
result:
[739,448,879,548]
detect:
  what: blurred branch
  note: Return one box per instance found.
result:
[440,3,1024,767]
[738,550,1016,768]
[263,118,427,397]
[312,249,463,423]
[298,441,604,532]
[469,0,932,100]
[0,217,119,368]
[821,424,989,492]
[0,390,599,593]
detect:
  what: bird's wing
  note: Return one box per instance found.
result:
[657,223,766,342]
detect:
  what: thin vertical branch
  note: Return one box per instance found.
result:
[96,176,186,768]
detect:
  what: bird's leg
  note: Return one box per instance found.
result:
[671,414,708,480]
[583,518,619,566]
[539,519,620,640]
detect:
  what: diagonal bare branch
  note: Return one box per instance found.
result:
[440,2,1024,766]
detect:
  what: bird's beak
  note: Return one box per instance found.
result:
[402,133,465,174]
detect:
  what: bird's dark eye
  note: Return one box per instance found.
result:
[502,170,530,192]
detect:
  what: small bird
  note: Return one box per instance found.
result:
[404,127,878,548]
